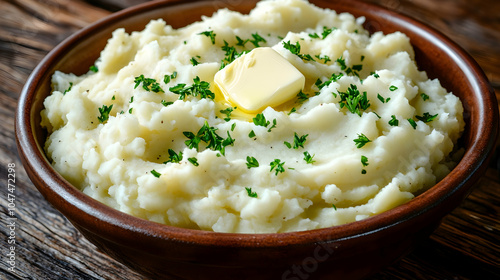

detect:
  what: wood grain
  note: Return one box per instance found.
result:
[1,0,499,279]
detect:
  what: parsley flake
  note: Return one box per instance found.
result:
[389,85,398,91]
[270,159,285,175]
[183,121,234,155]
[246,156,259,169]
[420,93,430,101]
[134,75,164,93]
[89,65,98,73]
[188,157,199,166]
[388,115,399,126]
[408,118,417,129]
[169,76,215,100]
[253,113,270,127]
[163,149,183,164]
[416,112,438,123]
[151,169,161,178]
[377,93,390,103]
[354,133,371,148]
[284,132,308,149]
[198,30,216,44]
[337,84,371,116]
[283,41,315,61]
[245,187,258,198]
[97,104,113,123]
[63,82,73,95]
[249,33,267,47]
[303,151,316,164]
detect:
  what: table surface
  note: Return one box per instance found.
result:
[1,0,499,279]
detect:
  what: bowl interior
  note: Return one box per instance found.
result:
[17,0,498,247]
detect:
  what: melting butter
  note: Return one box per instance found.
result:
[214,47,305,114]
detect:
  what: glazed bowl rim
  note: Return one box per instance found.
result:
[15,0,498,248]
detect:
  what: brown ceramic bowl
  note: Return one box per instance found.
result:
[15,0,498,279]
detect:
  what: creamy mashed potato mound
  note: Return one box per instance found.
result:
[41,0,464,233]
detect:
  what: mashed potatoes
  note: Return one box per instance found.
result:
[41,0,464,233]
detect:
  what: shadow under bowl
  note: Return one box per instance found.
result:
[15,0,498,279]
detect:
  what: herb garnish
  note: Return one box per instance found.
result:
[416,112,438,123]
[408,118,417,129]
[354,133,371,148]
[361,155,369,174]
[198,30,216,44]
[337,84,371,116]
[253,113,270,127]
[161,100,173,107]
[270,159,285,175]
[190,56,200,66]
[170,76,215,100]
[183,121,234,155]
[283,41,315,61]
[163,149,183,164]
[389,85,398,91]
[63,82,73,95]
[249,33,267,47]
[246,156,259,169]
[303,151,316,164]
[188,157,199,166]
[220,107,236,121]
[377,93,390,103]
[245,187,258,198]
[388,115,399,126]
[163,71,177,84]
[420,93,430,101]
[248,130,256,138]
[315,73,343,90]
[151,169,161,178]
[284,132,308,149]
[89,65,98,73]
[134,75,164,93]
[97,104,113,123]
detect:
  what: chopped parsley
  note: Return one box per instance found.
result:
[270,159,285,175]
[253,113,270,127]
[354,133,371,148]
[336,56,361,76]
[63,82,73,95]
[97,104,113,123]
[245,187,258,198]
[134,75,164,93]
[111,95,115,100]
[315,73,343,90]
[235,36,249,47]
[163,71,177,84]
[420,93,430,101]
[332,204,337,211]
[388,115,399,126]
[408,118,417,129]
[220,40,249,69]
[315,54,331,64]
[151,169,161,178]
[231,123,236,131]
[249,33,267,47]
[267,119,277,132]
[163,149,183,164]
[284,132,308,149]
[283,41,315,61]
[198,30,216,44]
[416,112,438,123]
[246,156,259,169]
[371,72,380,78]
[321,26,336,39]
[89,65,98,73]
[161,100,173,107]
[337,84,371,116]
[129,96,134,103]
[220,106,236,122]
[303,151,316,164]
[169,76,215,100]
[248,130,256,138]
[183,121,234,155]
[377,93,390,103]
[190,56,200,66]
[188,157,199,166]
[389,85,398,91]
[361,155,369,174]
[297,90,309,103]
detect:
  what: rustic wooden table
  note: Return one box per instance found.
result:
[1,0,499,279]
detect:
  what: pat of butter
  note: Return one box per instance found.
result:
[214,47,305,113]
